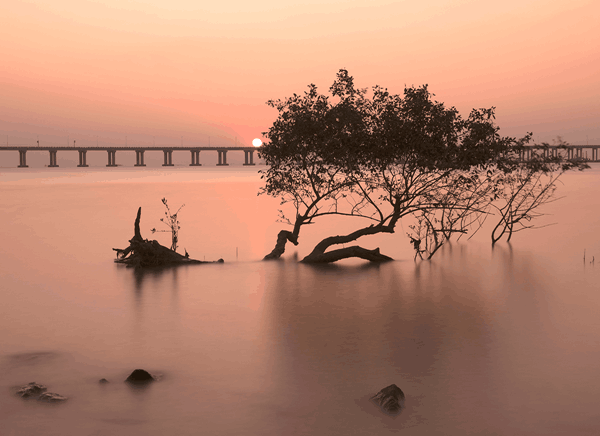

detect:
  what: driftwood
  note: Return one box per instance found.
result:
[113,207,223,268]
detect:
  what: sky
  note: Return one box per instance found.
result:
[1,0,598,148]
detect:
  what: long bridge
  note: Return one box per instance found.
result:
[0,145,260,168]
[518,145,600,162]
[0,144,598,168]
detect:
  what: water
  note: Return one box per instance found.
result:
[1,166,599,435]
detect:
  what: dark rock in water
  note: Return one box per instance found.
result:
[99,378,109,384]
[125,369,155,383]
[370,384,405,416]
[17,382,47,398]
[16,382,66,402]
[38,392,67,403]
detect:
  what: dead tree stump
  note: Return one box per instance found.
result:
[113,207,223,267]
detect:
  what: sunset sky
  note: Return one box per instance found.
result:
[1,0,598,148]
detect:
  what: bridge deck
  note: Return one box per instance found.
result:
[0,146,258,151]
[0,145,262,167]
[1,145,599,167]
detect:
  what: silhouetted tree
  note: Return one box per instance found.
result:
[259,69,540,263]
[490,137,588,244]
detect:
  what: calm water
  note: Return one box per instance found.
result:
[1,166,599,435]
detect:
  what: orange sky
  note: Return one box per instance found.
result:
[1,0,598,148]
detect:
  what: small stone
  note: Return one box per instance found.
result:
[38,392,67,403]
[125,369,155,383]
[99,378,109,384]
[370,384,405,416]
[17,382,47,398]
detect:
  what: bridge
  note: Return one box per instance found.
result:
[0,144,598,168]
[0,145,260,168]
[517,145,600,162]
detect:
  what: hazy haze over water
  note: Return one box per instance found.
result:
[1,167,599,435]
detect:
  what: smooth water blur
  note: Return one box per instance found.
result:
[1,167,599,435]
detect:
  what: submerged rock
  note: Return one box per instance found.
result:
[17,382,47,398]
[370,384,405,416]
[9,352,58,366]
[99,378,109,384]
[125,369,155,383]
[38,392,68,403]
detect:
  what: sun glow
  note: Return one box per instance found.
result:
[252,138,262,147]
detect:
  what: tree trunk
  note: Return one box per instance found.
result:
[302,245,393,263]
[113,207,223,267]
[263,230,299,260]
[263,214,306,260]
[301,224,395,264]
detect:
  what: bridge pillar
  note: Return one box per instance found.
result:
[19,150,28,168]
[49,150,59,167]
[190,150,201,166]
[77,150,88,167]
[163,150,174,166]
[106,150,117,167]
[217,150,229,166]
[243,150,255,166]
[135,150,146,166]
[18,149,28,168]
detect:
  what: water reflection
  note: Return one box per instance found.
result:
[3,169,600,435]
[115,264,183,313]
[256,262,455,429]
[255,249,561,431]
[124,264,180,292]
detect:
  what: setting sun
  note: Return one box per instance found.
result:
[252,138,262,147]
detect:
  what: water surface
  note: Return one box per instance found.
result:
[1,167,599,435]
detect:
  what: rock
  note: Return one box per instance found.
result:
[38,392,67,403]
[17,382,47,398]
[370,384,405,416]
[125,369,155,383]
[16,382,66,402]
[99,378,109,384]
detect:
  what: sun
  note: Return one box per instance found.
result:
[252,138,263,147]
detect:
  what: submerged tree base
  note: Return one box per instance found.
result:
[113,207,223,268]
[301,246,393,263]
[298,225,396,264]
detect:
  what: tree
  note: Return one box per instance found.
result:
[406,168,495,259]
[489,137,588,244]
[259,70,584,263]
[259,74,363,260]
